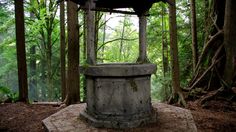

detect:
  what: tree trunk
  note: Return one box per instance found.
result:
[168,0,186,106]
[95,12,102,60]
[190,0,198,70]
[66,0,80,105]
[120,15,126,61]
[14,0,28,102]
[46,33,53,100]
[223,0,236,87]
[60,0,66,101]
[101,14,107,63]
[162,4,169,77]
[40,58,47,100]
[83,12,87,62]
[82,12,87,102]
[187,0,228,102]
[29,0,37,101]
[162,4,169,101]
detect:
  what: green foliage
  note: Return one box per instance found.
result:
[151,75,172,102]
[97,14,139,63]
[0,86,19,103]
[0,0,208,102]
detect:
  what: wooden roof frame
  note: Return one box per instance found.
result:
[71,0,169,16]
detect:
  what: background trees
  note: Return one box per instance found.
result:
[0,0,235,105]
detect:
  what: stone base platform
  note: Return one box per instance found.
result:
[42,103,197,132]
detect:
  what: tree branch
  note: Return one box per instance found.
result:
[97,38,138,51]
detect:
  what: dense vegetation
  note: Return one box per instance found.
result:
[0,0,235,105]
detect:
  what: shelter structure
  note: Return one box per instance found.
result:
[76,0,165,128]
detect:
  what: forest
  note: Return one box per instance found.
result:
[0,0,236,131]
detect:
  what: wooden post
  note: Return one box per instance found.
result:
[137,15,148,63]
[85,0,96,65]
[66,0,80,105]
[14,0,28,102]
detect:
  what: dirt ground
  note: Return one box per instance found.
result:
[0,101,236,132]
[0,103,60,132]
[188,100,236,132]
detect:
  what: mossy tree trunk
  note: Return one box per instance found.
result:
[168,0,186,106]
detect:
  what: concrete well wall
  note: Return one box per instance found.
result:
[80,63,157,128]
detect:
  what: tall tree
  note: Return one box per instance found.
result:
[28,0,37,101]
[223,0,236,87]
[60,0,66,101]
[14,0,28,102]
[120,15,127,60]
[65,0,80,105]
[168,0,186,106]
[45,1,58,100]
[29,0,59,100]
[190,0,198,70]
[186,0,236,104]
[101,14,107,63]
[82,12,87,102]
[94,12,102,60]
[162,4,169,77]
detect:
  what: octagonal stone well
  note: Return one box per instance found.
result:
[80,63,157,128]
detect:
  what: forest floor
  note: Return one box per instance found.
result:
[0,101,236,132]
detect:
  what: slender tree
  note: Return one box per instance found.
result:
[161,3,170,101]
[14,0,28,102]
[190,0,198,70]
[168,0,186,106]
[82,12,87,102]
[60,0,66,101]
[29,0,37,101]
[120,15,127,60]
[94,12,102,60]
[101,14,107,63]
[65,0,80,105]
[162,4,169,77]
[27,0,59,100]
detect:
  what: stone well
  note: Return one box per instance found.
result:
[80,63,157,128]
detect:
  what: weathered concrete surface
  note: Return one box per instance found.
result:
[42,103,198,132]
[81,63,156,77]
[82,64,156,128]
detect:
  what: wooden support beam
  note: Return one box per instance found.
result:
[92,8,136,15]
[85,0,96,65]
[137,15,148,63]
[14,0,28,102]
[79,7,137,15]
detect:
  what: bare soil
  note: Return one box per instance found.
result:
[0,102,60,132]
[188,100,236,132]
[0,101,236,132]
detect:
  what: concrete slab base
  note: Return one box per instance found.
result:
[42,103,197,132]
[79,109,157,129]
